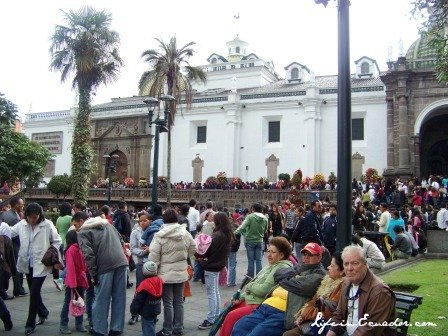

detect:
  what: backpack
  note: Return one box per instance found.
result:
[112,213,123,233]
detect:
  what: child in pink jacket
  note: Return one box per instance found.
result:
[59,230,89,334]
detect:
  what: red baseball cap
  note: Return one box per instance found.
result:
[301,242,323,255]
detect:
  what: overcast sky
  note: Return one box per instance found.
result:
[1,0,423,119]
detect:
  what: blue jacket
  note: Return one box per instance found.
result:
[140,217,164,246]
[387,217,405,242]
[301,210,323,245]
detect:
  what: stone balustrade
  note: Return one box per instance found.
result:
[26,187,337,208]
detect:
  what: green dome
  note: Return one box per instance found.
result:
[406,34,437,69]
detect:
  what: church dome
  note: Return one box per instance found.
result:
[406,34,437,69]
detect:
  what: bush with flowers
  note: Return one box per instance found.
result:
[138,177,148,187]
[291,169,303,188]
[257,177,269,186]
[96,178,107,188]
[311,172,326,189]
[123,177,134,187]
[361,168,382,184]
[216,172,227,184]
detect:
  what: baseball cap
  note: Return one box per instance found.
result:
[142,261,158,276]
[301,242,323,255]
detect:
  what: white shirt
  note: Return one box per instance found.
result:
[360,237,385,262]
[346,284,360,335]
[436,208,448,230]
[187,207,200,232]
[378,210,391,233]
[0,222,12,238]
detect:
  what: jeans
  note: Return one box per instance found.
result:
[245,242,263,278]
[60,286,85,327]
[25,268,48,328]
[92,266,127,335]
[227,252,237,285]
[193,259,203,281]
[85,278,95,326]
[161,282,185,334]
[204,271,221,323]
[141,316,156,336]
[231,304,285,336]
[294,243,303,262]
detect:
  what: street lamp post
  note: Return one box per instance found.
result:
[103,154,119,205]
[315,0,352,251]
[143,95,174,211]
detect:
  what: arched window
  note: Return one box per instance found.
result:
[291,68,299,79]
[361,62,370,74]
[211,58,217,64]
[236,46,240,53]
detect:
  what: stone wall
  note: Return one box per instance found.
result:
[427,229,448,253]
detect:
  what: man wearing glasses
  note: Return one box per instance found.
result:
[326,245,396,336]
[273,242,327,331]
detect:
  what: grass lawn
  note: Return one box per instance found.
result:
[380,259,448,336]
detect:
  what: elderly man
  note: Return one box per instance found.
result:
[272,242,327,331]
[326,245,396,336]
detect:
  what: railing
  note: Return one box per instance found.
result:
[26,188,337,208]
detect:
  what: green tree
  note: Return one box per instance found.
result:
[49,6,122,204]
[413,1,448,82]
[138,36,206,206]
[0,124,53,188]
[47,173,73,200]
[0,92,18,126]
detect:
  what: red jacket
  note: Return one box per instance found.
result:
[64,243,88,289]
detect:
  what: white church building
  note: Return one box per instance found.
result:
[23,36,387,184]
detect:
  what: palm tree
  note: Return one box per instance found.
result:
[0,93,18,126]
[49,6,123,204]
[139,36,206,206]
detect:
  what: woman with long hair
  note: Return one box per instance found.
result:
[197,212,233,330]
[269,204,284,237]
[10,203,62,336]
[351,204,368,232]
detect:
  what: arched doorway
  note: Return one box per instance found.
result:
[420,113,448,177]
[105,150,128,183]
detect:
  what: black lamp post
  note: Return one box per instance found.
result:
[103,154,119,205]
[143,94,174,211]
[315,0,352,251]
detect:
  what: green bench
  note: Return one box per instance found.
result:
[394,291,423,336]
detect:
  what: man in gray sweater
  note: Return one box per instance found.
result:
[78,216,129,336]
[391,225,412,259]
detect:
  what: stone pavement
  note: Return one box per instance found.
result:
[4,246,250,336]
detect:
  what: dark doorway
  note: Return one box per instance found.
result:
[420,113,448,177]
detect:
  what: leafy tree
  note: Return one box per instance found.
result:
[138,36,206,206]
[49,6,122,204]
[0,92,18,126]
[0,124,53,188]
[47,174,73,200]
[412,1,448,82]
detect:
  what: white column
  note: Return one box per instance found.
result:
[225,108,241,177]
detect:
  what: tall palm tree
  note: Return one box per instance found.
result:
[139,36,206,206]
[49,6,122,204]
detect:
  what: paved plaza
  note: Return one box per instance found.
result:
[4,246,250,336]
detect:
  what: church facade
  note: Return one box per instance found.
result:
[22,35,448,185]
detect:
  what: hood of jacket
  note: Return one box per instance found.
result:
[136,276,163,298]
[156,222,187,241]
[80,216,110,230]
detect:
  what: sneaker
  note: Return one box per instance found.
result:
[76,325,87,333]
[198,320,213,330]
[128,315,139,325]
[60,326,72,334]
[155,331,170,336]
[227,283,237,287]
[172,331,183,336]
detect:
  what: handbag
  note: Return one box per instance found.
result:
[41,245,62,267]
[219,266,228,287]
[69,289,86,317]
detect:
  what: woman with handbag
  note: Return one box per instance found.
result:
[10,203,62,336]
[59,230,88,334]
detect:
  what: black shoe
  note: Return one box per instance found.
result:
[89,328,104,336]
[14,291,28,297]
[128,315,139,325]
[172,331,183,336]
[2,294,14,300]
[155,331,170,336]
[108,331,122,336]
[1,314,13,331]
[36,313,48,326]
[198,320,213,330]
[25,327,35,336]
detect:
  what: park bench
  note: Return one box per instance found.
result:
[393,291,423,336]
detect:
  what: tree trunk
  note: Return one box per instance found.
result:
[166,126,172,207]
[71,87,94,205]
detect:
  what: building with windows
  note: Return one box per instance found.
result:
[23,35,447,184]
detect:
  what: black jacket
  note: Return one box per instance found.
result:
[130,276,163,318]
[301,211,323,245]
[198,230,231,272]
[113,209,132,240]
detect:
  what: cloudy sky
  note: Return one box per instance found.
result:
[1,0,423,119]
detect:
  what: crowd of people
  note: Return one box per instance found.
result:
[0,172,446,335]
